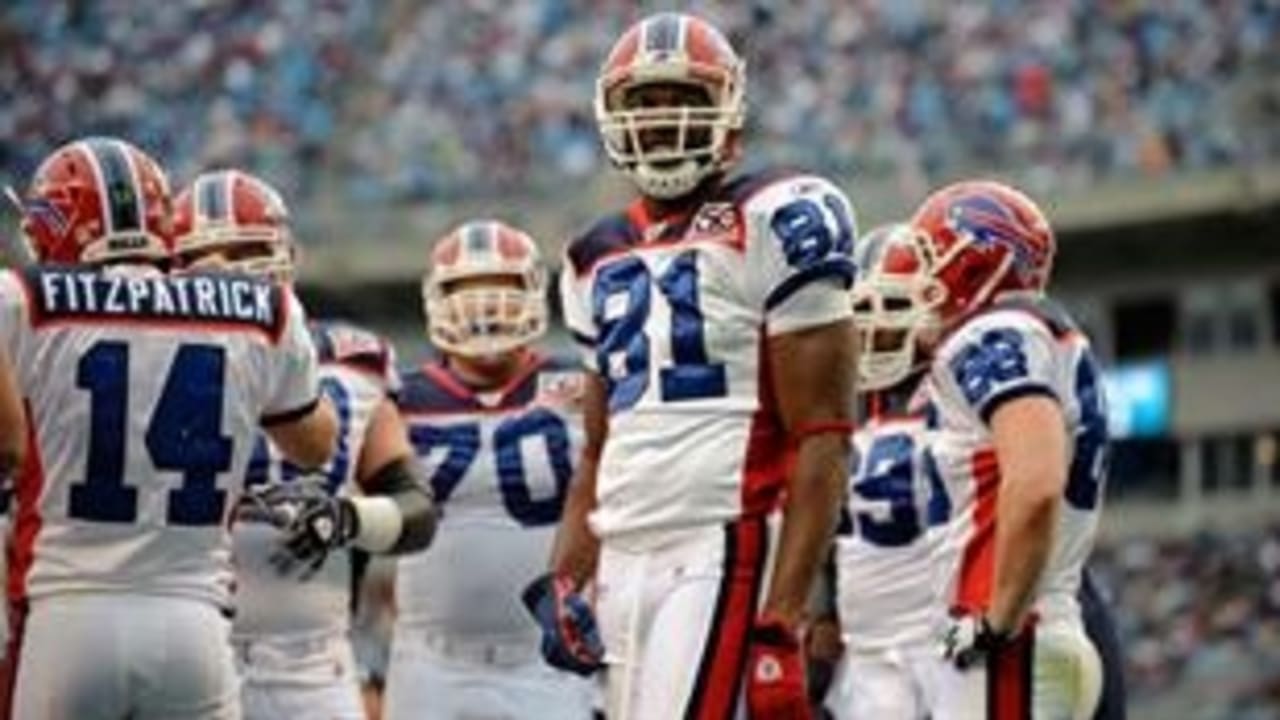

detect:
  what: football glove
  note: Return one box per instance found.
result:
[746,614,811,720]
[941,612,1010,671]
[521,573,605,677]
[242,479,359,579]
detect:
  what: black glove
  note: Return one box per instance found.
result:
[243,479,359,579]
[941,613,1010,671]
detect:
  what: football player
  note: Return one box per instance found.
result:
[171,169,440,720]
[385,220,594,719]
[823,223,947,720]
[0,137,337,719]
[909,181,1107,719]
[536,12,857,719]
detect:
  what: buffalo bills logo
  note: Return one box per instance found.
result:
[946,196,1043,280]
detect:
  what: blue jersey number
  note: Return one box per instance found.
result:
[71,342,233,526]
[409,410,573,527]
[770,194,855,269]
[245,377,354,494]
[950,328,1031,408]
[1066,355,1109,510]
[592,250,726,412]
[850,432,949,547]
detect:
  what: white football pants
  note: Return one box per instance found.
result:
[595,516,774,720]
[933,618,1102,720]
[234,632,364,720]
[10,593,240,720]
[824,641,943,720]
[384,626,595,720]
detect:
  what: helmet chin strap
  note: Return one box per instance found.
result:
[632,158,708,199]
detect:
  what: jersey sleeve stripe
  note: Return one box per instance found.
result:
[762,257,856,311]
[260,395,320,427]
[570,330,595,347]
[976,384,1058,425]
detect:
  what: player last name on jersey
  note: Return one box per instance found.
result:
[24,266,282,331]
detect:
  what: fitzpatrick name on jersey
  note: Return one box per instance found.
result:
[393,353,581,643]
[0,266,320,610]
[24,266,283,336]
[560,168,857,546]
[927,298,1108,625]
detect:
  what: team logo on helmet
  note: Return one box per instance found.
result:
[945,196,1040,283]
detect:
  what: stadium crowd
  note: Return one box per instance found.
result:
[1091,526,1280,718]
[2,0,1278,203]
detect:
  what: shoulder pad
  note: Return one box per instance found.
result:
[531,361,585,411]
[983,295,1081,339]
[721,165,803,207]
[311,321,393,379]
[565,213,640,276]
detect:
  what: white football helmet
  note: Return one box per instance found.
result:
[851,223,945,391]
[422,220,548,357]
[594,12,745,199]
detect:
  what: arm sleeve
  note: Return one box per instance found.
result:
[930,310,1061,427]
[743,175,859,336]
[261,288,323,423]
[557,258,599,372]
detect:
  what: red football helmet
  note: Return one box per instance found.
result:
[172,170,295,281]
[850,223,945,391]
[422,220,548,357]
[910,180,1055,326]
[6,137,173,265]
[595,12,745,199]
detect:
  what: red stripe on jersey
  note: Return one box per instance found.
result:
[25,314,284,344]
[685,517,767,719]
[0,601,26,719]
[9,402,44,605]
[740,330,787,517]
[988,623,1035,720]
[954,448,999,614]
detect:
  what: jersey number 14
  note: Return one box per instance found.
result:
[70,341,232,526]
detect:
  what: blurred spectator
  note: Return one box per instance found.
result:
[1,0,1277,204]
[1090,526,1280,718]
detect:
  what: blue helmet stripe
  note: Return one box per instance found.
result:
[85,138,141,234]
[646,13,681,52]
[199,173,228,222]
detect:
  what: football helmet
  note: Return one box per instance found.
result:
[910,180,1055,326]
[6,137,172,265]
[595,12,745,199]
[172,170,296,282]
[423,220,548,357]
[850,223,944,391]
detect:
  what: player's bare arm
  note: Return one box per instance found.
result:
[764,317,857,626]
[987,394,1068,633]
[549,372,606,587]
[353,397,439,554]
[263,394,339,469]
[0,348,25,477]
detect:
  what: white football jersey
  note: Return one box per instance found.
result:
[0,265,321,610]
[927,299,1108,625]
[835,380,949,651]
[231,321,400,640]
[394,354,582,644]
[560,169,857,547]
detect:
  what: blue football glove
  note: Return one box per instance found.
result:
[521,573,605,676]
